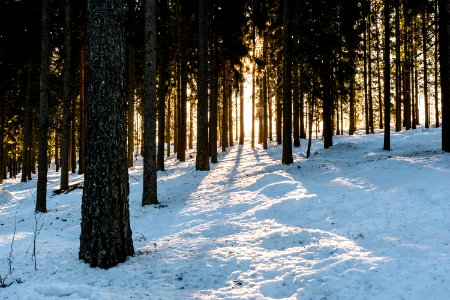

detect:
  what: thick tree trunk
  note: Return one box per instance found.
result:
[435,0,441,128]
[80,0,134,268]
[196,0,210,171]
[439,0,450,151]
[0,95,4,185]
[36,0,51,213]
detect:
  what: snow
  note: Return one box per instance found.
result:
[1,127,450,299]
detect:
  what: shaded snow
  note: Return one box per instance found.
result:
[1,128,450,299]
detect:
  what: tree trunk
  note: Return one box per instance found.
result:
[404,11,412,130]
[22,61,33,183]
[209,22,218,163]
[177,0,187,162]
[363,18,369,134]
[80,0,134,269]
[166,90,171,157]
[36,0,51,213]
[263,39,268,150]
[300,71,306,139]
[282,0,293,164]
[349,55,356,135]
[222,64,229,152]
[435,0,441,128]
[127,0,136,168]
[61,0,72,189]
[322,59,333,149]
[375,14,383,129]
[439,0,450,151]
[293,63,300,147]
[239,63,244,145]
[276,66,282,144]
[251,24,256,149]
[384,0,391,151]
[142,0,159,205]
[229,81,234,147]
[196,0,210,171]
[368,10,374,134]
[55,130,60,172]
[423,11,430,128]
[395,0,402,132]
[78,4,87,175]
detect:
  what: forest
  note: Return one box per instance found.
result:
[1,0,450,298]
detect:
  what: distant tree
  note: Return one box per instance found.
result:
[79,0,134,268]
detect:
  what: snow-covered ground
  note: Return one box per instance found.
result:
[1,128,450,299]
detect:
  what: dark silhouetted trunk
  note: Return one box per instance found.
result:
[282,0,293,164]
[196,0,210,170]
[384,0,391,151]
[142,0,158,205]
[61,0,72,190]
[395,0,402,132]
[439,0,450,151]
[79,0,134,268]
[36,0,51,213]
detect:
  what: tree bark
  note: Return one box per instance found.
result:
[22,61,33,183]
[142,0,159,205]
[282,0,293,164]
[384,0,391,151]
[61,0,72,190]
[80,0,134,268]
[395,0,402,132]
[36,0,51,213]
[439,0,450,151]
[196,0,210,171]
[423,11,430,128]
[239,63,245,145]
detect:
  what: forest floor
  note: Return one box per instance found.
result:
[1,127,450,299]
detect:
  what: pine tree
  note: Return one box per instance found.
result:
[79,0,134,268]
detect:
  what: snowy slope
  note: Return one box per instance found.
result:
[1,128,450,299]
